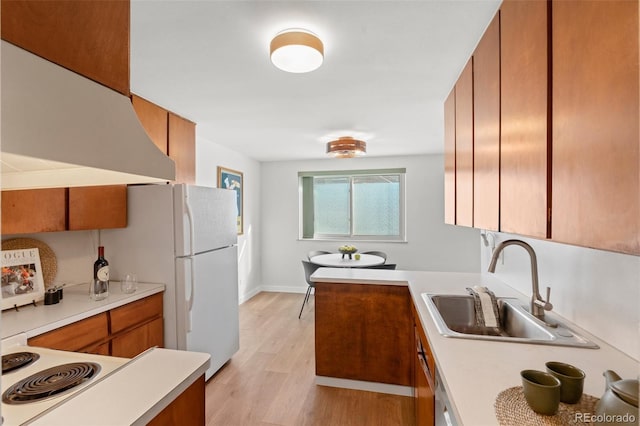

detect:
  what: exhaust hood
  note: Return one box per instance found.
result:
[1,41,176,190]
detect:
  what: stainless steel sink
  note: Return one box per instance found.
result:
[422,293,599,348]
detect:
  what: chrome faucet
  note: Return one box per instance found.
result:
[487,239,553,320]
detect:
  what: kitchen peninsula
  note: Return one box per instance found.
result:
[1,282,209,425]
[311,268,639,425]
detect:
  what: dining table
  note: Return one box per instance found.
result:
[309,253,385,268]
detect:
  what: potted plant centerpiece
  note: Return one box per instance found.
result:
[338,245,358,259]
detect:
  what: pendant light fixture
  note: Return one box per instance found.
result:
[326,136,367,158]
[270,29,324,73]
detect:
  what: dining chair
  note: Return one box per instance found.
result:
[362,251,387,261]
[366,263,397,270]
[307,250,330,261]
[299,260,321,318]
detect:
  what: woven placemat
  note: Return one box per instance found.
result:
[2,238,57,287]
[495,386,599,425]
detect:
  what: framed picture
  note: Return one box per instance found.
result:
[217,166,244,235]
[1,248,45,310]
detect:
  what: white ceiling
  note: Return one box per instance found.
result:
[130,0,501,162]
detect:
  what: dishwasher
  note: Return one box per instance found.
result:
[434,367,458,426]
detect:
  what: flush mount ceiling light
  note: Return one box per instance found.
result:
[326,136,367,158]
[270,29,324,73]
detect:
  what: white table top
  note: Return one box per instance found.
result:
[310,253,385,268]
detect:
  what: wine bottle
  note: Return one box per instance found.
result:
[91,246,109,300]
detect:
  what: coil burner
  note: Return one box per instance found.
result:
[2,352,40,374]
[2,362,101,404]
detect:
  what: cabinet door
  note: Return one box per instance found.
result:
[1,0,129,95]
[315,283,413,386]
[28,313,109,352]
[132,94,169,154]
[455,59,474,227]
[111,317,164,358]
[413,304,435,426]
[500,0,550,239]
[415,336,435,426]
[1,189,67,234]
[68,185,127,230]
[444,88,456,225]
[472,13,500,231]
[148,376,205,426]
[168,113,196,184]
[552,0,639,254]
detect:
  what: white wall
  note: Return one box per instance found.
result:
[196,135,262,303]
[480,231,640,361]
[260,154,480,293]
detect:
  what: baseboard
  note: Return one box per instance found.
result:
[238,286,263,304]
[260,285,310,294]
[315,376,413,397]
[238,286,310,304]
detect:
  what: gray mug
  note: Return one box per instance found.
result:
[521,369,562,415]
[546,361,585,404]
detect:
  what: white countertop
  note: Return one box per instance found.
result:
[311,268,640,426]
[1,281,165,339]
[27,347,210,425]
[1,279,208,426]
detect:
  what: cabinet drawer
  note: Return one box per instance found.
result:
[110,293,163,334]
[28,313,109,352]
[111,317,164,358]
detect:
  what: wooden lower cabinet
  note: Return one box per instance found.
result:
[148,375,205,426]
[28,293,163,357]
[413,304,435,426]
[111,317,163,358]
[314,282,413,386]
[28,312,109,354]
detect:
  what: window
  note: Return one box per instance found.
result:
[299,169,406,241]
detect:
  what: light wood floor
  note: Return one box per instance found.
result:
[205,292,414,426]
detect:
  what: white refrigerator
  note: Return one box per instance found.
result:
[102,184,239,380]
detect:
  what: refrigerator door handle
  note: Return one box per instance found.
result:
[187,256,195,332]
[184,193,196,257]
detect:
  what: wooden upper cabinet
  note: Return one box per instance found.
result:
[168,113,196,185]
[132,95,169,154]
[472,13,501,232]
[551,1,639,255]
[500,0,550,239]
[444,88,456,225]
[1,0,130,95]
[1,189,67,234]
[131,95,196,184]
[455,59,474,228]
[68,185,127,230]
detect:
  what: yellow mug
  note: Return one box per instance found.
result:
[354,254,361,260]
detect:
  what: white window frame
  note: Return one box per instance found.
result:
[298,168,406,242]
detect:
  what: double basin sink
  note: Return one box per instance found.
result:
[422,293,599,349]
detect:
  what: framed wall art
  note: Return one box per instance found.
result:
[1,248,45,310]
[217,166,244,235]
